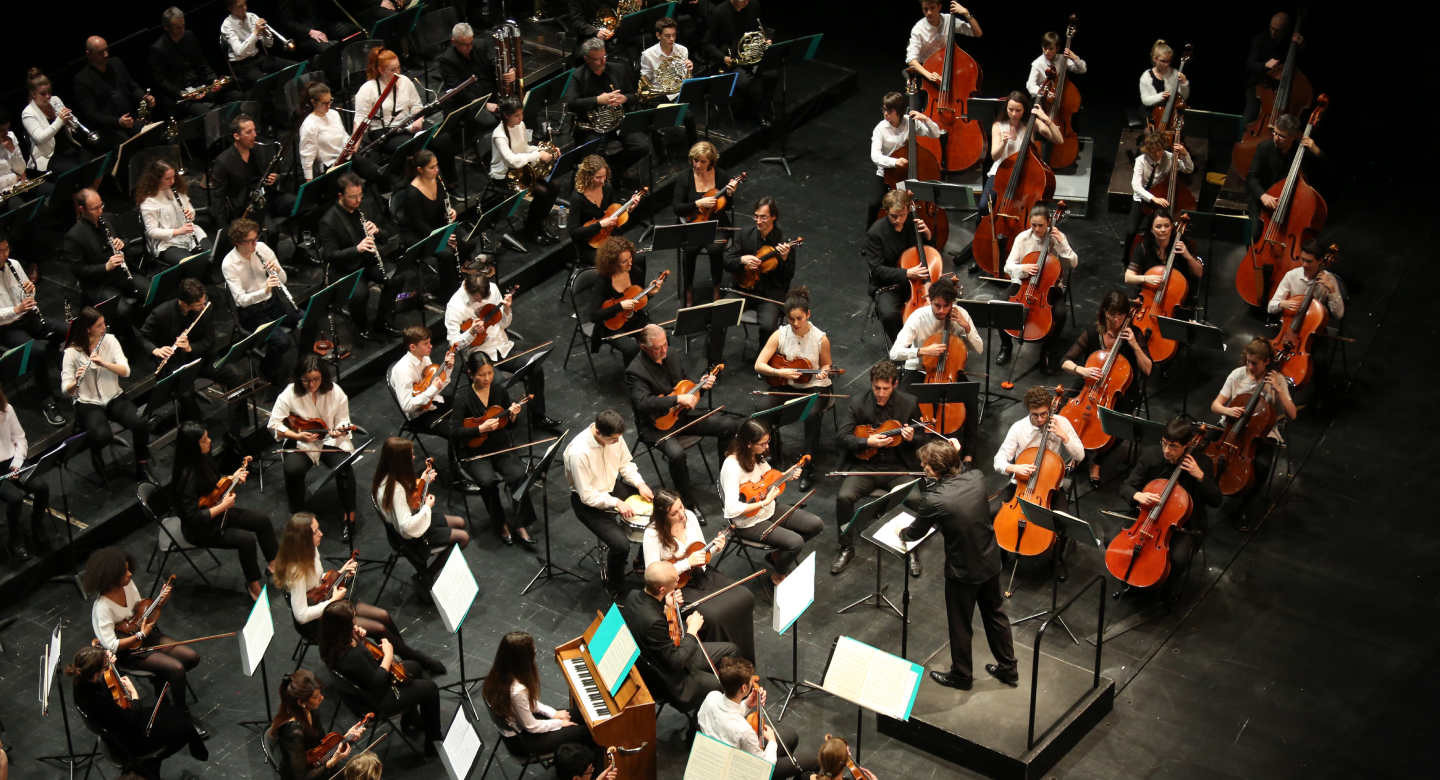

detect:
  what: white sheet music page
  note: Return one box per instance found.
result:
[438,706,482,780]
[595,623,638,692]
[684,732,775,780]
[430,544,479,634]
[859,649,920,719]
[821,636,872,704]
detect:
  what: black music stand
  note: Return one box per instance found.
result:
[216,316,285,478]
[291,161,352,217]
[673,298,742,363]
[519,433,583,594]
[522,69,575,137]
[757,35,823,176]
[143,250,212,306]
[676,74,738,142]
[250,61,308,116]
[749,392,816,465]
[371,3,423,40]
[618,4,674,59]
[958,299,1025,415]
[1179,210,1247,323]
[0,341,33,385]
[501,346,554,445]
[41,436,86,596]
[906,381,979,440]
[465,189,526,254]
[0,195,45,242]
[902,180,976,211]
[651,221,716,304]
[148,358,205,431]
[1008,499,1102,646]
[1099,406,1168,466]
[298,269,363,375]
[547,137,602,185]
[48,153,111,218]
[859,499,939,660]
[307,436,374,506]
[1156,316,1225,420]
[613,106,680,193]
[36,621,99,773]
[837,480,919,620]
[386,126,440,175]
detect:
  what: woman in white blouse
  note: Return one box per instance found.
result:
[135,160,210,267]
[355,47,458,183]
[299,82,347,180]
[62,306,151,481]
[720,422,824,590]
[480,632,597,757]
[267,356,357,523]
[489,97,560,245]
[371,436,468,570]
[20,68,87,174]
[865,90,940,230]
[271,512,446,674]
[0,386,52,560]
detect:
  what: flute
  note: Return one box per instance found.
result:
[154,301,211,376]
[72,328,107,385]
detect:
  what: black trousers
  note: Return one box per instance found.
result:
[1242,87,1262,127]
[682,243,725,297]
[236,295,300,381]
[282,449,356,514]
[339,260,404,330]
[515,715,598,757]
[571,485,637,587]
[639,414,738,504]
[997,283,1068,361]
[732,505,823,576]
[0,312,66,401]
[523,180,560,234]
[671,640,741,712]
[759,391,832,466]
[461,450,536,531]
[835,469,919,548]
[156,236,214,273]
[770,726,819,780]
[76,396,149,462]
[82,282,145,336]
[501,363,549,420]
[865,174,887,232]
[1,471,50,544]
[944,574,1017,682]
[373,660,443,745]
[876,287,907,344]
[1122,200,1146,265]
[183,507,277,583]
[732,66,778,120]
[230,53,300,87]
[899,369,977,459]
[573,128,649,179]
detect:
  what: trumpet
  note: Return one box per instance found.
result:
[54,97,100,144]
[99,216,133,280]
[3,252,46,328]
[137,89,152,124]
[265,20,297,52]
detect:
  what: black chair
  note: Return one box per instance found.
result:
[634,434,715,494]
[710,479,776,605]
[136,481,222,593]
[74,702,167,780]
[372,497,450,604]
[477,689,553,780]
[340,40,385,104]
[319,665,425,760]
[563,268,628,383]
[280,588,318,671]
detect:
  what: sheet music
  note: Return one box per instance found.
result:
[438,705,482,780]
[870,512,935,554]
[684,732,775,780]
[820,637,871,704]
[239,586,274,677]
[772,552,815,634]
[594,621,638,694]
[859,650,921,720]
[430,544,479,634]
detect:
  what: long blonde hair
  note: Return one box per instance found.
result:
[271,513,320,591]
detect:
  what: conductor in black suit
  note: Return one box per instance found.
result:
[317,172,403,338]
[623,561,739,713]
[898,440,1018,691]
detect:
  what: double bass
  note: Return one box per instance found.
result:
[1005,201,1068,342]
[919,7,984,171]
[1149,44,1192,138]
[882,76,948,250]
[1040,15,1082,169]
[1140,113,1197,219]
[1204,357,1285,497]
[1269,243,1337,388]
[1232,9,1312,180]
[1130,213,1191,364]
[918,305,969,434]
[993,387,1066,557]
[1106,431,1205,588]
[899,202,944,324]
[972,85,1055,275]
[1235,96,1328,307]
[1060,302,1139,452]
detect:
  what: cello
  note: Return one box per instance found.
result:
[1005,202,1068,341]
[972,85,1055,275]
[918,305,969,434]
[1235,95,1328,307]
[899,201,945,324]
[1105,431,1204,588]
[919,7,984,172]
[1040,15,1082,169]
[993,387,1066,558]
[1060,301,1139,452]
[1130,213,1191,364]
[1269,243,1337,388]
[1232,9,1312,180]
[1204,357,1284,497]
[1149,44,1192,137]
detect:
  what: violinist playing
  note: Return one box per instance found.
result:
[448,351,538,547]
[65,646,208,777]
[865,189,934,343]
[388,325,456,435]
[721,422,824,592]
[372,436,469,579]
[906,2,982,80]
[888,277,982,462]
[268,356,358,525]
[1126,207,1203,308]
[697,657,818,779]
[589,236,657,365]
[645,489,757,661]
[753,287,830,487]
[1246,113,1325,240]
[621,561,740,714]
[1210,338,1296,527]
[171,422,278,600]
[811,736,876,780]
[445,269,561,432]
[866,91,941,231]
[268,669,367,780]
[1059,291,1152,488]
[1121,418,1221,609]
[673,142,738,307]
[996,204,1077,373]
[1123,133,1194,266]
[725,197,797,347]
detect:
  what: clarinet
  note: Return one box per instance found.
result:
[357,208,386,276]
[265,254,299,310]
[99,217,133,280]
[4,259,45,327]
[171,190,201,252]
[72,327,107,385]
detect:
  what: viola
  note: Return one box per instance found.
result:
[918,309,970,435]
[689,172,746,223]
[884,75,942,189]
[665,596,684,646]
[1060,305,1139,452]
[1232,10,1312,180]
[764,354,841,387]
[602,270,670,331]
[455,285,519,351]
[409,457,435,511]
[1149,44,1192,136]
[667,526,733,589]
[1204,373,1281,498]
[654,364,723,431]
[585,186,649,248]
[103,664,135,710]
[1131,214,1191,364]
[1236,96,1328,307]
[899,202,944,324]
[853,419,926,460]
[1005,201,1069,342]
[1039,15,1082,169]
[1269,243,1337,388]
[993,387,1066,556]
[739,455,810,517]
[1106,432,1204,588]
[736,237,804,289]
[307,550,359,606]
[306,713,374,767]
[198,456,254,508]
[463,394,534,448]
[364,638,409,683]
[116,575,176,636]
[411,345,459,402]
[972,84,1055,276]
[918,9,984,172]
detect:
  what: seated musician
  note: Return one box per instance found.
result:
[1122,133,1194,265]
[0,234,67,426]
[272,512,445,672]
[626,324,741,525]
[171,422,277,599]
[150,8,235,118]
[622,561,740,712]
[356,48,458,183]
[993,386,1083,514]
[1025,30,1087,98]
[753,287,828,486]
[269,668,368,780]
[563,38,648,181]
[1245,112,1325,238]
[445,270,561,430]
[588,236,656,365]
[698,657,817,780]
[866,91,940,231]
[64,189,144,339]
[1121,418,1221,608]
[812,736,875,780]
[1209,338,1296,526]
[223,218,298,383]
[907,1,982,80]
[0,387,53,560]
[1244,13,1303,125]
[0,115,31,209]
[481,632,599,758]
[317,601,443,756]
[726,197,796,345]
[554,745,617,780]
[343,752,382,780]
[490,98,561,246]
[566,0,616,46]
[437,22,504,141]
[319,172,403,339]
[996,203,1077,372]
[641,17,699,148]
[389,325,454,431]
[65,646,208,775]
[268,356,358,523]
[447,351,538,545]
[136,160,211,270]
[977,91,1062,216]
[1140,40,1190,118]
[299,83,346,180]
[832,360,929,576]
[62,306,151,481]
[572,157,643,268]
[563,409,655,597]
[674,142,738,306]
[211,115,287,229]
[1268,238,1343,321]
[22,69,90,176]
[274,0,362,58]
[703,0,777,125]
[398,149,468,296]
[645,489,757,659]
[221,0,299,85]
[865,189,935,344]
[888,277,983,462]
[1059,291,1153,487]
[372,436,469,568]
[71,37,155,153]
[140,279,245,434]
[83,547,205,730]
[720,421,823,590]
[1125,207,1203,308]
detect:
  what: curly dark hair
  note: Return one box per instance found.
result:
[134,159,187,206]
[595,236,636,277]
[317,600,358,668]
[869,359,899,386]
[82,546,138,596]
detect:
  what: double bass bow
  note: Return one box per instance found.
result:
[899,201,944,324]
[992,387,1066,575]
[1106,431,1206,588]
[1130,213,1191,364]
[972,84,1055,276]
[1232,9,1312,180]
[918,303,970,434]
[1060,300,1141,452]
[1269,243,1338,388]
[918,6,984,171]
[1005,201,1069,342]
[1040,15,1082,169]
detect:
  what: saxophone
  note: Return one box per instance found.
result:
[639,53,690,103]
[733,21,769,67]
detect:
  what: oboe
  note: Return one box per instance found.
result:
[171,190,201,252]
[4,258,45,327]
[99,217,133,280]
[357,208,386,276]
[154,301,211,375]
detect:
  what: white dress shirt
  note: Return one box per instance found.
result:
[720,456,774,527]
[870,116,941,177]
[0,402,28,472]
[375,479,432,538]
[300,111,348,180]
[905,14,975,65]
[563,426,646,510]
[0,132,27,191]
[1027,52,1086,97]
[221,12,275,61]
[390,350,451,419]
[994,414,1084,481]
[0,258,33,328]
[62,334,128,405]
[21,98,72,171]
[267,385,353,464]
[498,681,560,737]
[92,581,143,651]
[1139,68,1190,107]
[284,550,329,625]
[1267,266,1344,318]
[889,305,983,372]
[1216,367,1286,440]
[642,510,708,571]
[1004,228,1078,283]
[223,243,287,308]
[640,42,690,102]
[1131,150,1193,202]
[444,284,513,359]
[697,691,776,763]
[489,120,544,180]
[140,191,207,255]
[355,76,423,130]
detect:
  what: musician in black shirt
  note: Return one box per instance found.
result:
[623,562,740,713]
[703,0,777,124]
[1243,12,1304,126]
[564,38,648,180]
[567,0,615,46]
[318,173,404,339]
[65,646,207,777]
[448,351,538,545]
[139,279,246,432]
[72,37,155,152]
[1245,112,1325,239]
[864,189,933,344]
[274,0,361,55]
[436,22,502,141]
[211,115,288,231]
[724,196,795,346]
[64,189,144,338]
[149,9,233,118]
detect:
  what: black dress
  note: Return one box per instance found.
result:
[398,182,468,294]
[174,453,278,585]
[72,676,203,772]
[586,254,651,363]
[568,183,620,267]
[331,643,442,745]
[447,381,536,532]
[672,167,733,294]
[274,719,326,780]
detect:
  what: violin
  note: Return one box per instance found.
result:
[764,353,840,386]
[103,663,137,709]
[463,394,534,448]
[1232,9,1312,180]
[739,455,810,517]
[116,575,176,636]
[1039,15,1082,169]
[972,83,1055,276]
[198,457,253,508]
[736,237,804,289]
[1106,432,1205,588]
[585,186,649,248]
[667,526,733,589]
[1149,44,1192,136]
[884,75,942,189]
[409,457,435,511]
[918,9,984,172]
[918,307,970,435]
[1060,304,1139,452]
[899,202,944,324]
[1131,214,1191,364]
[993,387,1066,557]
[364,637,409,682]
[285,415,359,437]
[306,713,374,767]
[457,285,519,350]
[653,364,722,431]
[307,550,359,605]
[852,420,926,460]
[1204,361,1285,497]
[690,172,745,223]
[1005,201,1069,342]
[1236,96,1329,307]
[602,270,670,331]
[1269,244,1337,388]
[411,345,459,401]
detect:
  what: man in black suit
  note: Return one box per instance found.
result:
[899,440,1018,690]
[72,36,157,152]
[318,173,403,339]
[1244,112,1325,241]
[275,0,361,56]
[564,37,648,180]
[702,0,776,124]
[63,189,144,339]
[1243,12,1303,126]
[138,278,246,434]
[832,359,930,576]
[149,8,233,118]
[435,22,503,144]
[622,561,739,712]
[210,115,289,233]
[567,0,614,46]
[625,324,739,525]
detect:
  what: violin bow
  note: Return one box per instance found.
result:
[493,340,555,367]
[681,569,766,613]
[320,733,391,780]
[750,391,851,398]
[655,405,726,445]
[461,436,561,461]
[145,681,171,737]
[718,287,785,306]
[131,632,237,654]
[760,489,815,540]
[604,318,677,341]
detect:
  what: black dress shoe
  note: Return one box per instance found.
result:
[995,343,1012,365]
[531,415,563,431]
[691,504,708,526]
[43,400,65,426]
[930,671,972,690]
[907,551,922,578]
[797,467,814,492]
[458,478,485,495]
[374,321,401,337]
[830,546,855,575]
[516,531,539,547]
[529,228,558,246]
[501,533,514,547]
[7,543,31,561]
[986,663,1019,686]
[1040,353,1057,376]
[191,719,210,739]
[1088,476,1102,490]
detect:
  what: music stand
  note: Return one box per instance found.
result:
[500,346,553,443]
[546,137,602,185]
[617,3,676,58]
[673,298,742,363]
[651,221,716,304]
[859,500,940,659]
[0,195,46,242]
[757,35,823,176]
[675,74,737,142]
[522,69,575,136]
[1099,406,1168,466]
[148,358,205,431]
[439,95,491,206]
[1156,316,1226,420]
[292,161,352,217]
[613,106,681,192]
[464,189,526,252]
[905,381,979,441]
[216,316,284,463]
[370,3,422,39]
[48,153,111,217]
[957,299,1025,415]
[750,393,816,462]
[307,437,374,550]
[402,224,460,304]
[0,341,34,385]
[387,126,440,175]
[1008,499,1103,646]
[36,622,99,773]
[299,269,363,374]
[250,61,308,116]
[143,250,212,306]
[40,437,87,596]
[836,479,919,620]
[519,433,583,594]
[902,180,975,211]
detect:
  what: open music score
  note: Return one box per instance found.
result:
[556,610,658,780]
[589,604,640,696]
[819,636,923,721]
[684,732,775,780]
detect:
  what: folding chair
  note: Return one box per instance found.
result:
[477,690,554,780]
[136,481,222,592]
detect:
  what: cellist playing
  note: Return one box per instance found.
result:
[1209,338,1296,527]
[1245,113,1325,240]
[993,386,1083,515]
[1059,291,1152,488]
[1121,133,1194,266]
[865,189,935,343]
[1126,207,1204,308]
[995,203,1076,373]
[888,277,982,463]
[977,92,1062,218]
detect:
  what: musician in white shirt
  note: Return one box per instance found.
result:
[355,47,459,183]
[906,1,981,76]
[1026,30,1086,97]
[388,325,454,430]
[221,218,297,381]
[0,236,67,425]
[888,278,983,460]
[996,204,1078,371]
[0,116,29,200]
[993,386,1083,512]
[1123,131,1194,264]
[639,17,699,147]
[697,656,816,779]
[220,0,297,84]
[1268,240,1343,320]
[371,436,468,560]
[299,83,348,180]
[62,307,152,481]
[267,356,358,523]
[866,90,940,230]
[489,98,561,245]
[21,70,86,174]
[136,160,210,267]
[479,632,597,756]
[564,410,653,596]
[444,272,561,430]
[0,387,52,559]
